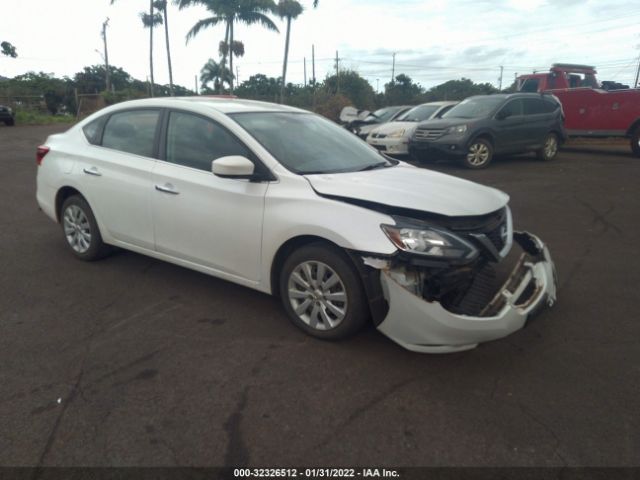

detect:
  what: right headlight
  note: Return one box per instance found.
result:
[381,224,478,260]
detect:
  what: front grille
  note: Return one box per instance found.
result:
[372,133,387,139]
[414,128,446,141]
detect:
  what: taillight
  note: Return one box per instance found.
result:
[36,146,50,166]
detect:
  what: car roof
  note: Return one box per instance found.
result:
[105,96,307,114]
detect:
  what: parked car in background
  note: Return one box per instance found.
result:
[366,101,457,155]
[35,97,557,353]
[0,105,15,126]
[409,93,566,169]
[341,105,412,140]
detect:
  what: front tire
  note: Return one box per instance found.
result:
[60,195,111,261]
[279,243,369,340]
[537,133,559,161]
[631,127,640,157]
[462,138,493,169]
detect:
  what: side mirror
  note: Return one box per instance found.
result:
[212,156,255,179]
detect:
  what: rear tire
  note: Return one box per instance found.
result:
[462,138,493,169]
[279,243,369,340]
[630,127,640,157]
[536,133,559,161]
[60,195,111,261]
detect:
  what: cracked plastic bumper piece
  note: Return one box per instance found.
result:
[376,232,557,354]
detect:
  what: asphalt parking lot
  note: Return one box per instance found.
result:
[1,124,639,469]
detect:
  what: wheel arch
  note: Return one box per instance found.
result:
[55,186,84,222]
[270,235,347,298]
[625,118,640,137]
[468,131,495,148]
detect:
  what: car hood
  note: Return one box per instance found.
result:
[371,121,419,136]
[416,118,478,129]
[305,163,509,217]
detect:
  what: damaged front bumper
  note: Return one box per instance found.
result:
[371,232,557,353]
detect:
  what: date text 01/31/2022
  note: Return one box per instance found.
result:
[233,468,400,478]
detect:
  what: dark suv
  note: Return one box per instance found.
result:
[0,105,15,126]
[408,93,566,169]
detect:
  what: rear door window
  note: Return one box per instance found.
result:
[498,99,523,118]
[523,98,546,115]
[102,109,161,158]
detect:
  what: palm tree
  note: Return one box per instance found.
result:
[276,0,303,104]
[140,7,163,96]
[200,58,234,92]
[111,0,159,97]
[178,0,279,92]
[153,0,175,96]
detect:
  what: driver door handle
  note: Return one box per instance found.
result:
[83,167,102,176]
[155,183,180,195]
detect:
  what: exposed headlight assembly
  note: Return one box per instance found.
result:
[382,224,478,260]
[446,124,467,135]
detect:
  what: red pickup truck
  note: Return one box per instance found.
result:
[517,64,640,156]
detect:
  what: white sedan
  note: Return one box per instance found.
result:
[36,97,557,353]
[366,101,457,155]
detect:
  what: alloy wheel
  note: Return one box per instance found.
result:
[63,205,92,253]
[544,136,558,158]
[467,142,490,166]
[287,261,348,331]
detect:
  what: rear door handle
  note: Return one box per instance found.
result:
[83,167,102,176]
[155,183,180,195]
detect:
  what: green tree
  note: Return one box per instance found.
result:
[323,69,376,110]
[235,73,279,100]
[178,0,279,92]
[200,58,234,92]
[111,0,159,96]
[139,6,163,96]
[276,0,303,103]
[153,0,175,95]
[424,78,498,101]
[1,41,17,58]
[384,74,423,105]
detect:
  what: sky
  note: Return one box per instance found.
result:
[1,0,640,92]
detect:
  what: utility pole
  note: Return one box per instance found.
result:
[236,66,239,85]
[312,45,316,85]
[335,50,340,94]
[376,78,380,93]
[195,75,198,95]
[391,52,396,84]
[304,57,307,87]
[634,54,640,88]
[102,18,111,93]
[498,65,504,91]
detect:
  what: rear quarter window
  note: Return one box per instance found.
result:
[82,115,108,145]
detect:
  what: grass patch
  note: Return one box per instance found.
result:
[14,110,76,126]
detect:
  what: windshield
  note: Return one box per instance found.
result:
[365,106,402,123]
[442,97,505,119]
[396,105,439,122]
[231,112,393,175]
